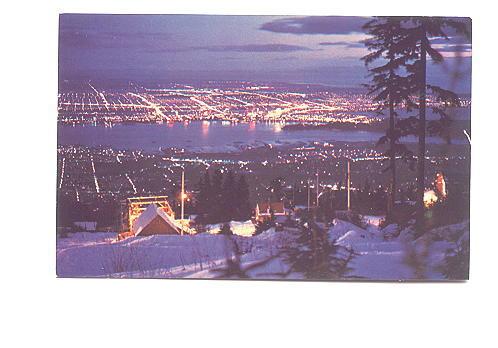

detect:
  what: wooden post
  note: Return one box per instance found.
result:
[347,158,351,211]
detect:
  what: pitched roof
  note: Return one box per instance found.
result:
[132,203,180,236]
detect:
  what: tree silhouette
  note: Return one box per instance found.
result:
[362,17,470,234]
[362,17,417,222]
[210,169,224,222]
[196,170,212,222]
[235,174,251,220]
[219,223,233,235]
[268,176,285,202]
[222,170,237,221]
[405,17,469,234]
[196,170,252,223]
[282,218,357,280]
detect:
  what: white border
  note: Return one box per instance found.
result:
[2,1,496,347]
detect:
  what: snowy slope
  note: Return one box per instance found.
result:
[57,220,469,280]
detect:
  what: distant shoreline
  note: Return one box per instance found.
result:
[283,121,384,132]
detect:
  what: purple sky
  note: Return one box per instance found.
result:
[59,15,471,91]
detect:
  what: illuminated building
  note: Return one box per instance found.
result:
[254,202,287,222]
[121,196,175,232]
[132,203,180,236]
[435,171,447,198]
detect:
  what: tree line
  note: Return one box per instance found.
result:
[195,169,251,224]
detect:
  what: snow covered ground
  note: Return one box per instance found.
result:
[205,220,256,237]
[56,219,469,280]
[57,228,293,278]
[328,219,467,280]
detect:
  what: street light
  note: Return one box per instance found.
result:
[347,158,351,211]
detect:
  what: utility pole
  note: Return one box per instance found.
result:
[347,158,351,211]
[316,169,319,207]
[181,169,185,235]
[307,179,311,212]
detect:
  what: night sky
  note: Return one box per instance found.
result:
[59,15,471,91]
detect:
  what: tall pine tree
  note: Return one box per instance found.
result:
[362,17,470,233]
[362,17,417,222]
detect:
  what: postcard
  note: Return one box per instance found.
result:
[57,15,471,280]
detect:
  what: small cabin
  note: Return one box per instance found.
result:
[132,203,180,236]
[255,201,287,222]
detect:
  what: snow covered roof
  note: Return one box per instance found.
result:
[132,203,180,236]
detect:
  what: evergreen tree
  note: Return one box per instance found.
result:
[315,189,334,223]
[220,223,233,235]
[335,180,347,211]
[210,169,224,222]
[222,170,237,221]
[405,17,469,234]
[291,183,299,206]
[197,170,252,223]
[293,182,307,207]
[439,227,469,280]
[363,178,371,193]
[268,176,285,202]
[362,17,470,234]
[372,186,388,214]
[213,234,278,279]
[235,174,251,220]
[362,17,417,222]
[196,170,212,221]
[283,218,357,280]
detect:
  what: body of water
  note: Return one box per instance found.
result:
[57,121,465,153]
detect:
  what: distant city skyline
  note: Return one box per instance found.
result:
[59,15,471,92]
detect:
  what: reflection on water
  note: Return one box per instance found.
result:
[248,121,256,132]
[57,121,462,153]
[201,120,210,137]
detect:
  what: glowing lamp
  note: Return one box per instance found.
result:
[423,190,438,208]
